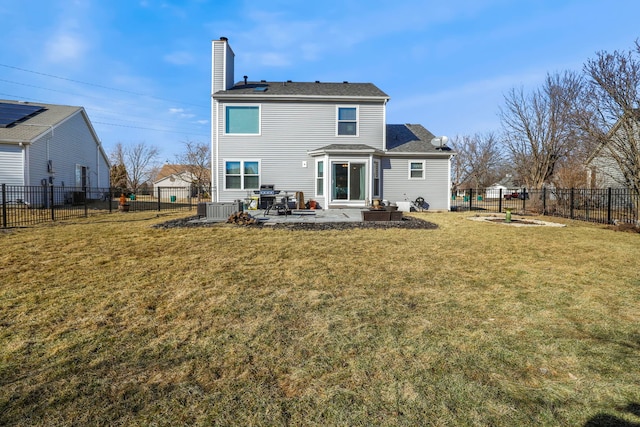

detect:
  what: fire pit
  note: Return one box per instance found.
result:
[362,209,403,221]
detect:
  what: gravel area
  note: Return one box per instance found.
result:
[153,215,438,231]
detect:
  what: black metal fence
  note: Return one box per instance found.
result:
[452,187,639,225]
[1,184,205,228]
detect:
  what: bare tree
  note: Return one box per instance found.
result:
[172,140,211,199]
[500,71,583,189]
[450,133,504,192]
[109,142,159,193]
[580,42,640,195]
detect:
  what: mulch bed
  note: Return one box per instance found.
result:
[153,215,439,231]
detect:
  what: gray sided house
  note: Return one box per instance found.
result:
[0,100,110,205]
[586,112,640,191]
[211,37,454,210]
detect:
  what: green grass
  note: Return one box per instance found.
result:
[1,212,639,426]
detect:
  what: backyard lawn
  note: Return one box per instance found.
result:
[0,211,638,426]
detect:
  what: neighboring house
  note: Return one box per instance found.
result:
[586,111,640,190]
[0,99,110,205]
[153,164,210,197]
[210,37,455,210]
[486,174,519,198]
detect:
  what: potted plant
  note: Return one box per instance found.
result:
[118,193,130,212]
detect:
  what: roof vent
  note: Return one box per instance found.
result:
[343,81,349,84]
[315,80,320,83]
[260,80,266,83]
[220,36,228,41]
[287,80,292,83]
[243,75,248,85]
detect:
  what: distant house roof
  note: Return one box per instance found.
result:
[0,99,86,143]
[212,81,389,101]
[386,124,454,154]
[154,164,210,184]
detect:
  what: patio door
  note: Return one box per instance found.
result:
[331,161,366,202]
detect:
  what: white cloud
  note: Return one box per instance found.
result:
[164,51,194,65]
[45,32,88,63]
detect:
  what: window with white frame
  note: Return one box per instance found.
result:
[337,106,358,136]
[316,160,324,196]
[373,160,380,197]
[225,160,260,189]
[225,105,260,134]
[409,161,425,179]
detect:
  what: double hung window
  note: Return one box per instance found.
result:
[225,160,260,189]
[337,107,358,136]
[409,161,425,179]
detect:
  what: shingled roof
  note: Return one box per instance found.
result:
[386,124,453,153]
[213,81,389,100]
[0,99,84,143]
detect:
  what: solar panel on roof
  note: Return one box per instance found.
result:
[0,103,46,128]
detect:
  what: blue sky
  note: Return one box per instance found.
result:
[2,0,639,160]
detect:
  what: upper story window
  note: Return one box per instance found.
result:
[337,106,358,136]
[225,105,260,134]
[409,161,425,180]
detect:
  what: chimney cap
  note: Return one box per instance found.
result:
[220,36,228,41]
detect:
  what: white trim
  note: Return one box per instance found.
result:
[223,104,261,136]
[408,160,426,180]
[315,158,324,198]
[335,105,359,137]
[372,158,381,198]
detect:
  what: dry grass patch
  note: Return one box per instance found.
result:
[1,211,639,426]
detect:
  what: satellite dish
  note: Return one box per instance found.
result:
[430,136,449,147]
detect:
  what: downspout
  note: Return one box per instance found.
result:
[382,99,387,151]
[213,99,218,202]
[447,154,452,211]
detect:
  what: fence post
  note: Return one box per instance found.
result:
[607,187,612,224]
[157,186,162,212]
[1,184,6,228]
[498,188,503,213]
[542,187,547,215]
[522,187,527,212]
[50,184,55,221]
[570,188,575,219]
[84,187,88,217]
[469,188,474,211]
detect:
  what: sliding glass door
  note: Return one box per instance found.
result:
[331,161,366,201]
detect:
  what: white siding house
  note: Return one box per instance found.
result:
[0,100,110,204]
[210,37,455,211]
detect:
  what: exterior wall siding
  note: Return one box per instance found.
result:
[0,144,23,185]
[27,112,109,190]
[215,100,385,203]
[382,157,451,210]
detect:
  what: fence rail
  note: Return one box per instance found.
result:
[452,187,639,225]
[1,184,205,228]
